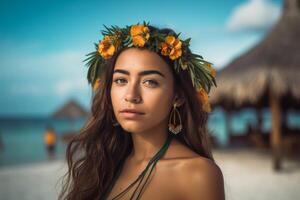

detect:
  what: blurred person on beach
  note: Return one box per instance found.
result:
[44,126,57,159]
[59,23,225,200]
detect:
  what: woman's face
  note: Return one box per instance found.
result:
[111,48,175,134]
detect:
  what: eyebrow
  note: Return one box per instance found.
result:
[113,69,165,78]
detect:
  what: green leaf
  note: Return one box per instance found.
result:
[184,38,191,44]
[191,53,203,59]
[188,63,196,87]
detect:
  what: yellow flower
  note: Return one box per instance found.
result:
[130,24,150,47]
[206,63,216,77]
[160,35,182,60]
[197,87,211,112]
[98,36,116,59]
[93,78,101,91]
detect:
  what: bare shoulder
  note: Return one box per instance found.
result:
[177,156,225,200]
[161,139,225,199]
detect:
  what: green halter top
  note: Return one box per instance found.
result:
[100,134,174,200]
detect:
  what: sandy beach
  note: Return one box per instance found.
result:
[0,159,66,200]
[0,148,299,200]
[214,148,300,200]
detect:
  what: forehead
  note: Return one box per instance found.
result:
[114,48,172,75]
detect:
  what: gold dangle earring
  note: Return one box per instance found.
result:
[168,103,182,134]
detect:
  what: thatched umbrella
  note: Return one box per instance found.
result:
[52,99,89,143]
[210,0,300,170]
[52,99,89,120]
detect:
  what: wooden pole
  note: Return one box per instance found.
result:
[281,109,287,130]
[225,110,232,145]
[269,92,282,171]
[256,108,263,134]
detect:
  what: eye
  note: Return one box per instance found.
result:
[143,79,159,87]
[113,78,127,85]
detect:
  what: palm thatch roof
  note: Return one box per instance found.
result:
[52,99,89,119]
[210,0,300,110]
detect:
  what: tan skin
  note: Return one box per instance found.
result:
[109,48,225,200]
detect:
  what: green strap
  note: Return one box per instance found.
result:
[134,158,158,199]
[101,134,173,200]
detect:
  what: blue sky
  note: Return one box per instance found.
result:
[0,0,283,116]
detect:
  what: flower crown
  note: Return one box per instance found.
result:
[84,22,217,112]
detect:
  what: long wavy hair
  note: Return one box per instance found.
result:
[58,26,214,200]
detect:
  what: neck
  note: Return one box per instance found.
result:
[128,120,170,163]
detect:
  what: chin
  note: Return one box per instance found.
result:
[119,121,148,133]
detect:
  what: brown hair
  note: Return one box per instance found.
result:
[58,26,214,200]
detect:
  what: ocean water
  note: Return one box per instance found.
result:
[0,117,86,167]
[0,109,299,167]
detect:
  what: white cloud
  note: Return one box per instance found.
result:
[8,77,89,98]
[10,84,46,96]
[6,50,86,76]
[226,0,281,32]
[0,40,91,97]
[0,40,88,79]
[54,78,89,97]
[190,30,264,70]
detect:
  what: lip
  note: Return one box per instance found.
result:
[119,109,145,119]
[120,109,144,114]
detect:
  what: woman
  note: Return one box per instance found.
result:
[59,22,225,200]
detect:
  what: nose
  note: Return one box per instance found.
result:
[124,80,142,103]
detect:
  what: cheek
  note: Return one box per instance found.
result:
[143,88,173,123]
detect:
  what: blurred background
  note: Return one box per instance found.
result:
[0,0,299,199]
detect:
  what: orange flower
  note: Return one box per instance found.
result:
[93,78,101,91]
[98,36,116,59]
[160,35,182,60]
[130,24,150,47]
[197,87,211,112]
[206,63,216,77]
